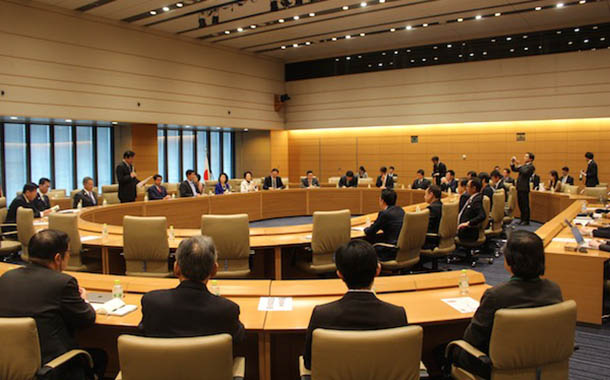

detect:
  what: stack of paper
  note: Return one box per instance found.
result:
[441,297,480,313]
[91,298,137,316]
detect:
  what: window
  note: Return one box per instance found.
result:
[30,124,51,184]
[210,131,221,180]
[76,126,94,185]
[4,124,26,202]
[54,126,74,193]
[167,129,180,183]
[223,132,233,179]
[157,129,165,180]
[182,130,194,173]
[97,127,112,186]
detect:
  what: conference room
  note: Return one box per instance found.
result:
[1,0,610,379]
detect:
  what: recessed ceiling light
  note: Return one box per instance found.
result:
[281,45,286,49]
[309,12,315,17]
[378,63,383,67]
[360,2,367,7]
[237,27,243,32]
[379,0,385,3]
[584,39,589,43]
[556,3,564,8]
[176,3,183,7]
[510,48,514,52]
[305,41,311,45]
[434,57,438,60]
[224,30,230,34]
[293,43,298,47]
[390,28,395,32]
[162,6,170,11]
[524,47,528,50]
[332,37,337,41]
[433,46,438,49]
[422,58,426,62]
[293,15,299,20]
[601,37,606,41]
[382,52,386,55]
[150,10,157,15]
[422,23,428,27]
[244,128,249,132]
[394,50,398,54]
[539,45,543,49]
[345,35,351,39]
[483,51,487,55]
[447,44,452,48]
[574,28,580,32]
[491,39,496,42]
[535,6,541,11]
[406,25,412,30]
[495,12,501,16]
[523,35,528,39]
[475,15,482,20]
[568,41,573,45]
[9,116,18,120]
[346,56,351,60]
[458,54,463,58]
[556,30,562,34]
[368,64,372,67]
[410,59,415,63]
[250,25,256,29]
[216,127,221,130]
[336,58,340,62]
[593,26,598,29]
[278,18,284,23]
[457,18,463,22]
[506,37,512,41]
[65,119,72,122]
[579,0,586,3]
[360,33,365,36]
[112,121,118,125]
[469,52,474,56]
[342,5,349,10]
[185,125,191,128]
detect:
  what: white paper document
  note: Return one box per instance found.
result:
[80,236,100,242]
[92,298,137,316]
[551,237,592,244]
[573,218,592,226]
[258,297,293,311]
[351,226,366,232]
[58,209,80,214]
[441,297,480,313]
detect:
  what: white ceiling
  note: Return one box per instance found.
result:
[36,0,610,62]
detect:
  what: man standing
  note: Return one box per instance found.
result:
[116,150,139,203]
[431,156,447,186]
[35,177,52,211]
[581,152,599,187]
[511,152,535,225]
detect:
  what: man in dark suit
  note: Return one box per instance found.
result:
[147,174,170,200]
[139,236,245,345]
[490,170,507,201]
[303,240,407,369]
[338,170,358,188]
[116,150,139,203]
[478,172,494,211]
[467,171,478,180]
[301,170,320,188]
[581,152,599,187]
[179,170,201,197]
[263,168,285,190]
[440,170,458,193]
[376,166,394,189]
[423,185,443,249]
[431,156,447,186]
[501,168,515,185]
[5,183,49,232]
[0,230,106,379]
[448,231,563,379]
[73,177,98,208]
[511,152,535,225]
[458,178,470,211]
[560,166,574,186]
[364,189,405,261]
[388,166,398,180]
[412,169,431,190]
[34,177,51,211]
[457,178,486,242]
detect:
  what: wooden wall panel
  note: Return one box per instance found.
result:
[130,124,158,182]
[235,130,271,179]
[270,130,289,177]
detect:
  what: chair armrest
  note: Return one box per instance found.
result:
[299,356,312,380]
[233,357,245,380]
[445,340,490,365]
[372,242,397,249]
[115,371,123,380]
[425,233,439,238]
[37,349,93,379]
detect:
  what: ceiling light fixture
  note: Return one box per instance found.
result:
[163,6,170,11]
[495,12,501,16]
[556,3,564,8]
[457,18,463,22]
[574,28,580,32]
[447,44,452,48]
[278,18,284,23]
[65,119,72,122]
[342,5,349,10]
[293,43,298,47]
[281,45,286,49]
[422,23,428,27]
[579,0,586,3]
[237,27,243,32]
[406,25,412,30]
[390,28,395,32]
[176,3,183,7]
[150,10,157,15]
[379,0,385,3]
[293,15,299,20]
[360,32,365,36]
[345,35,351,39]
[9,116,18,120]
[346,56,351,60]
[250,25,256,29]
[332,37,337,41]
[309,12,315,16]
[360,2,367,7]
[225,30,230,34]
[475,15,482,20]
[305,41,311,45]
[535,6,542,10]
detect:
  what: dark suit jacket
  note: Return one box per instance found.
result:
[263,176,285,190]
[458,193,486,241]
[338,176,358,188]
[34,192,51,211]
[482,186,495,210]
[147,185,168,200]
[433,162,447,185]
[364,205,405,246]
[427,200,443,234]
[73,190,98,208]
[459,192,470,211]
[441,179,458,193]
[304,291,407,369]
[0,263,96,364]
[593,227,610,239]
[179,180,200,197]
[511,163,535,192]
[139,280,245,345]
[586,160,599,187]
[116,161,138,202]
[4,195,41,232]
[530,174,541,190]
[463,277,562,354]
[301,178,320,188]
[412,178,431,190]
[560,175,574,186]
[376,175,394,189]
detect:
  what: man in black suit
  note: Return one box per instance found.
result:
[448,231,563,379]
[179,170,201,197]
[511,152,535,225]
[388,166,398,180]
[376,166,394,189]
[467,171,478,180]
[412,169,431,190]
[560,166,574,186]
[440,170,458,193]
[0,230,106,379]
[431,156,447,186]
[423,185,443,249]
[5,183,50,232]
[458,178,470,211]
[147,174,170,200]
[139,236,245,345]
[364,189,405,261]
[116,150,139,203]
[478,172,494,211]
[338,170,358,188]
[301,170,320,188]
[501,168,514,185]
[34,177,51,211]
[73,177,98,208]
[457,178,486,242]
[303,240,407,369]
[581,152,599,187]
[263,168,285,190]
[490,170,507,201]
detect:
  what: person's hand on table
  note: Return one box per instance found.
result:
[79,287,88,301]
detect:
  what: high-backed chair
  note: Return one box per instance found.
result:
[299,210,351,275]
[503,186,517,225]
[359,177,374,186]
[447,300,576,380]
[102,184,120,204]
[299,326,423,380]
[562,184,579,195]
[48,189,67,198]
[162,183,179,198]
[228,179,242,192]
[123,216,170,277]
[420,202,459,270]
[48,213,100,272]
[0,198,22,261]
[583,186,608,203]
[201,214,251,278]
[17,207,36,262]
[0,317,94,380]
[483,192,507,263]
[116,334,244,380]
[380,209,429,272]
[453,196,490,268]
[205,181,218,195]
[328,177,341,187]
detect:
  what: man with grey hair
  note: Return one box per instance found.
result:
[73,176,98,208]
[138,236,245,344]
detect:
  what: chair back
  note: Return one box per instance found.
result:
[437,202,458,251]
[17,207,35,260]
[48,213,83,268]
[311,326,423,380]
[228,179,242,192]
[0,318,41,380]
[475,196,491,242]
[488,300,576,380]
[0,197,7,224]
[597,182,608,188]
[395,209,429,265]
[102,185,120,204]
[328,177,341,185]
[118,334,234,380]
[48,189,66,198]
[123,216,169,277]
[490,191,505,232]
[206,181,218,194]
[583,187,608,202]
[505,186,517,217]
[563,184,579,195]
[162,183,179,197]
[359,177,374,185]
[311,210,351,266]
[201,214,250,276]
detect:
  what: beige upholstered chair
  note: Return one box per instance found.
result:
[123,216,170,277]
[447,300,576,380]
[562,184,579,195]
[228,179,242,192]
[48,189,67,198]
[583,186,608,202]
[116,334,245,380]
[483,192,507,263]
[0,198,21,260]
[48,213,99,272]
[300,326,423,380]
[17,207,36,261]
[420,202,459,270]
[597,182,608,188]
[162,183,179,198]
[359,177,374,186]
[503,186,517,225]
[380,209,429,272]
[102,184,120,204]
[299,210,351,274]
[0,317,94,380]
[206,181,218,195]
[201,214,251,278]
[328,177,341,186]
[454,196,490,267]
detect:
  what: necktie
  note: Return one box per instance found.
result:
[273,178,276,189]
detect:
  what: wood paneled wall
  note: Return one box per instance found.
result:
[270,131,290,176]
[235,130,271,179]
[130,124,158,182]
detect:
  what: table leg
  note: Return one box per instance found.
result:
[273,247,282,280]
[258,332,271,380]
[101,246,110,274]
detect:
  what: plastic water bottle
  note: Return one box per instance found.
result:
[169,225,175,240]
[401,184,405,190]
[102,199,108,207]
[102,223,108,240]
[459,270,469,295]
[286,184,290,189]
[416,205,421,212]
[211,280,220,296]
[112,279,123,299]
[171,193,175,199]
[144,194,149,202]
[367,184,371,189]
[582,201,587,213]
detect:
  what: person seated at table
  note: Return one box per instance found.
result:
[440,170,458,193]
[179,170,201,197]
[147,174,170,200]
[490,170,507,201]
[195,173,205,194]
[0,230,107,380]
[240,171,258,193]
[303,239,407,370]
[73,177,98,208]
[138,236,245,345]
[263,168,285,190]
[478,172,494,210]
[457,178,486,242]
[214,173,231,195]
[364,189,405,261]
[423,185,443,249]
[457,178,470,210]
[358,166,368,178]
[467,171,478,180]
[338,170,358,188]
[376,166,394,189]
[530,169,541,191]
[447,230,563,379]
[388,166,398,180]
[35,177,52,211]
[412,169,431,190]
[547,170,562,192]
[560,166,574,186]
[501,168,514,186]
[301,170,320,188]
[5,183,51,232]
